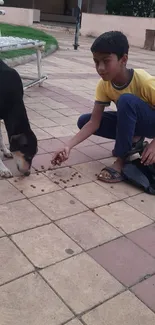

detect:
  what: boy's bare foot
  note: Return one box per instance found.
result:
[98,158,124,183]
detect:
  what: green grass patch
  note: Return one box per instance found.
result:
[0,23,58,59]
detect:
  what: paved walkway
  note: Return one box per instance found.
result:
[0,31,155,324]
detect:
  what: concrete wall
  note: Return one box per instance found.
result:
[0,7,40,25]
[33,9,40,22]
[81,13,155,47]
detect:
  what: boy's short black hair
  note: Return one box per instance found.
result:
[91,31,129,59]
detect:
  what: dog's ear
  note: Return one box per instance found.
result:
[10,134,28,148]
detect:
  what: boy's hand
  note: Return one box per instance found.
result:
[141,139,155,165]
[51,146,71,166]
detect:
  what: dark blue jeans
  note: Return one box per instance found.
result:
[77,94,155,158]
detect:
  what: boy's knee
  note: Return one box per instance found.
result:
[77,114,91,129]
[117,93,138,115]
[117,93,136,107]
[77,115,84,129]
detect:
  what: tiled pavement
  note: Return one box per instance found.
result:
[0,29,155,324]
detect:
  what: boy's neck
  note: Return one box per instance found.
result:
[112,68,132,86]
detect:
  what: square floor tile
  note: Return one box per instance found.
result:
[46,167,90,189]
[0,228,5,237]
[13,224,82,268]
[89,237,155,286]
[0,273,73,325]
[32,153,54,172]
[131,275,155,312]
[37,146,47,154]
[89,135,112,144]
[65,149,92,166]
[58,107,80,116]
[56,211,121,250]
[100,141,115,152]
[32,128,52,140]
[82,291,155,325]
[43,126,74,137]
[9,173,60,198]
[31,190,87,220]
[76,139,94,148]
[0,180,24,204]
[99,157,116,166]
[66,320,83,325]
[0,237,33,285]
[96,179,141,199]
[74,161,105,181]
[95,201,152,234]
[31,118,57,128]
[67,182,118,209]
[127,224,155,257]
[0,199,50,234]
[77,145,112,160]
[51,116,76,126]
[41,253,124,314]
[126,193,155,220]
[38,139,64,153]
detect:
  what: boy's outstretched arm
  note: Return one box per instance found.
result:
[52,102,105,165]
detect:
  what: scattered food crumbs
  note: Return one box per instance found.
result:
[62,180,66,184]
[65,248,74,255]
[54,181,59,185]
[78,175,82,178]
[30,185,36,189]
[141,200,144,202]
[67,179,70,182]
[14,180,17,183]
[20,190,23,194]
[41,189,45,192]
[95,174,98,177]
[64,186,67,189]
[70,200,75,205]
[110,186,114,189]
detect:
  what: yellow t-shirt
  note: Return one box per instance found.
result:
[95,69,155,107]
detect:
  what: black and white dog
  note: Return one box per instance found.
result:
[0,60,37,178]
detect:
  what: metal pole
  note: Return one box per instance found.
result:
[73,0,83,50]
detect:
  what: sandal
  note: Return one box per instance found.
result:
[97,167,124,183]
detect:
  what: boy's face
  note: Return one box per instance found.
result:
[93,52,128,81]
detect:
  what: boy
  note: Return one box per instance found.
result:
[52,31,155,183]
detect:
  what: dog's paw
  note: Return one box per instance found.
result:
[2,148,13,159]
[0,164,13,178]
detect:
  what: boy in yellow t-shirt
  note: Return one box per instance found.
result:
[52,31,155,183]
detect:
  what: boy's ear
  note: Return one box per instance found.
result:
[122,54,128,65]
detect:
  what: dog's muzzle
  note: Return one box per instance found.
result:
[12,152,31,176]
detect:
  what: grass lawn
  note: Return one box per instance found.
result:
[0,23,58,59]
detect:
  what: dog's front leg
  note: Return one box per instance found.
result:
[0,121,13,178]
[0,121,12,158]
[0,158,13,178]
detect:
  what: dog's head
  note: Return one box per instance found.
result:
[10,130,38,176]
